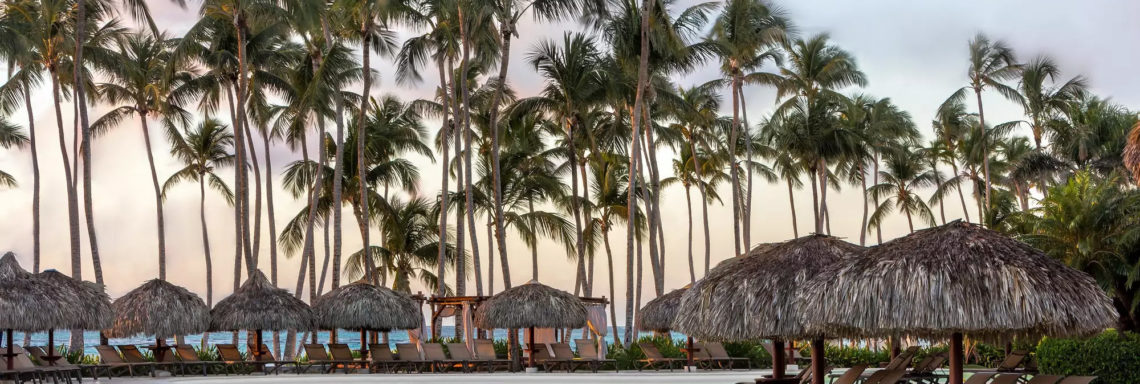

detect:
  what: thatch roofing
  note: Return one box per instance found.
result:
[0,252,70,331]
[210,270,313,332]
[312,282,421,331]
[673,235,864,341]
[110,279,210,339]
[37,269,113,330]
[474,281,587,329]
[800,221,1118,341]
[638,287,687,332]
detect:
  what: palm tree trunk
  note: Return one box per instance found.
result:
[904,201,915,233]
[818,159,830,235]
[444,60,463,299]
[626,0,654,347]
[602,225,621,345]
[242,115,263,264]
[225,87,242,299]
[728,74,742,255]
[808,165,819,234]
[24,86,40,274]
[199,176,213,308]
[569,124,586,290]
[357,25,376,283]
[641,108,664,295]
[932,162,947,225]
[786,178,799,238]
[75,0,102,292]
[873,154,883,244]
[685,185,694,284]
[529,198,539,281]
[234,17,255,275]
[975,88,992,214]
[322,16,345,291]
[50,75,80,280]
[859,163,868,246]
[262,125,279,286]
[950,160,971,222]
[486,215,495,294]
[738,86,752,250]
[139,116,168,279]
[487,6,514,292]
[581,161,596,296]
[687,139,712,276]
[436,58,452,293]
[458,5,478,298]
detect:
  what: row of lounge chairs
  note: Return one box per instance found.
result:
[636,341,750,371]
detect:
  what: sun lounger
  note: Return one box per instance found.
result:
[1056,377,1098,384]
[996,350,1029,372]
[247,343,301,375]
[328,343,368,372]
[302,344,357,374]
[396,343,430,373]
[95,344,152,377]
[544,343,583,373]
[173,344,226,376]
[637,342,683,371]
[367,344,403,373]
[574,339,617,373]
[991,373,1029,384]
[472,339,510,372]
[830,365,867,384]
[526,342,553,370]
[703,341,751,370]
[446,343,486,372]
[422,343,468,373]
[215,344,253,374]
[120,344,175,376]
[0,346,49,384]
[1025,374,1064,384]
[27,345,105,380]
[882,346,919,371]
[964,372,997,384]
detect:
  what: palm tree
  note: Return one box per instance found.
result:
[1016,55,1085,150]
[662,145,724,283]
[345,197,455,294]
[933,99,977,223]
[1053,95,1136,173]
[944,33,1021,213]
[0,118,27,187]
[770,34,867,234]
[669,82,725,275]
[91,32,193,281]
[0,7,44,271]
[868,147,937,233]
[162,118,235,309]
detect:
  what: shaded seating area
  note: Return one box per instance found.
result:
[210,270,314,375]
[473,281,589,372]
[310,281,421,374]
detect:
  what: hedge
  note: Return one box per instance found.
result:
[1037,330,1140,384]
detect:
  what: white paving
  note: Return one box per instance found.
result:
[99,370,771,384]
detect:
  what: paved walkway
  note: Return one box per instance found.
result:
[104,370,771,384]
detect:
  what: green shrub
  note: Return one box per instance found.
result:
[1037,330,1140,384]
[723,341,772,368]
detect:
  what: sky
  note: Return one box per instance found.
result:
[1,0,1138,327]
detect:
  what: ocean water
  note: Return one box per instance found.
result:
[4,327,682,356]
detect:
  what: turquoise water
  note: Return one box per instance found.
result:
[4,327,681,356]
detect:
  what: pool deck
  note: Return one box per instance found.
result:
[100,370,772,383]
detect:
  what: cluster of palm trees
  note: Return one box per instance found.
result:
[2,0,1139,351]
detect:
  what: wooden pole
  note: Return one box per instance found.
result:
[528,326,536,368]
[6,329,13,370]
[890,335,901,359]
[360,329,369,357]
[254,330,263,360]
[950,332,963,384]
[686,336,694,368]
[47,330,55,365]
[772,339,786,378]
[811,338,825,384]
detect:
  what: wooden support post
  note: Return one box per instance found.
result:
[950,332,963,384]
[811,338,825,384]
[772,339,786,378]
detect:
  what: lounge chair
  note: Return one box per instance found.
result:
[422,343,467,373]
[27,345,105,380]
[1056,377,1098,384]
[526,342,553,370]
[0,346,49,384]
[544,343,584,373]
[173,344,224,376]
[328,343,368,373]
[861,369,890,384]
[302,344,356,374]
[878,369,908,384]
[95,344,152,377]
[247,343,301,375]
[395,343,429,373]
[445,343,486,372]
[1025,375,1064,384]
[574,339,617,373]
[991,373,1028,384]
[636,342,682,371]
[215,344,253,374]
[472,340,510,372]
[367,345,402,373]
[704,342,751,370]
[120,344,174,376]
[882,347,919,371]
[798,365,834,384]
[964,372,997,384]
[994,350,1029,372]
[830,365,867,384]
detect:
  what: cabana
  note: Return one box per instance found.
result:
[430,292,609,355]
[210,270,313,362]
[800,221,1117,384]
[36,269,113,364]
[473,281,588,371]
[109,279,210,361]
[312,282,420,356]
[0,253,69,370]
[637,287,692,367]
[674,235,864,383]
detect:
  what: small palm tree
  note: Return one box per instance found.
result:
[0,118,28,187]
[1016,55,1085,149]
[162,119,235,308]
[345,197,455,294]
[868,147,937,233]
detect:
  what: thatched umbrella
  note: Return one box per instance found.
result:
[800,221,1117,384]
[0,253,70,369]
[638,287,692,365]
[36,269,113,365]
[110,279,210,361]
[312,282,420,354]
[474,281,587,369]
[211,270,312,360]
[674,235,864,381]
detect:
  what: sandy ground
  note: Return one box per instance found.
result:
[92,370,773,384]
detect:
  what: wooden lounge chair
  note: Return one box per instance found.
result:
[302,344,356,374]
[861,369,891,384]
[26,345,104,380]
[545,343,584,373]
[1056,377,1098,384]
[446,343,486,372]
[574,339,617,373]
[328,343,368,373]
[995,350,1029,372]
[0,346,49,384]
[830,365,867,384]
[423,343,468,373]
[637,342,683,371]
[95,344,152,377]
[1025,375,1064,384]
[120,344,174,376]
[215,344,253,374]
[526,343,553,371]
[878,369,908,384]
[964,372,998,384]
[991,373,1028,384]
[396,343,430,373]
[882,347,919,371]
[247,343,301,375]
[367,345,401,373]
[173,344,224,376]
[704,342,751,370]
[472,340,510,372]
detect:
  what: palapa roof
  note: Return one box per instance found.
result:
[474,281,587,329]
[637,287,687,332]
[210,270,313,332]
[37,269,113,330]
[312,282,421,331]
[800,221,1118,341]
[0,252,70,331]
[110,279,210,339]
[673,235,864,341]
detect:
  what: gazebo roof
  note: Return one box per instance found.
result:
[110,279,210,339]
[474,281,588,329]
[312,282,421,331]
[210,270,313,332]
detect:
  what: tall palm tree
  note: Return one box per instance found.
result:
[868,147,937,233]
[91,32,193,281]
[1016,55,1085,150]
[162,119,235,308]
[769,34,867,234]
[662,145,724,283]
[944,33,1021,213]
[669,82,725,275]
[0,6,44,271]
[933,99,977,223]
[346,197,455,294]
